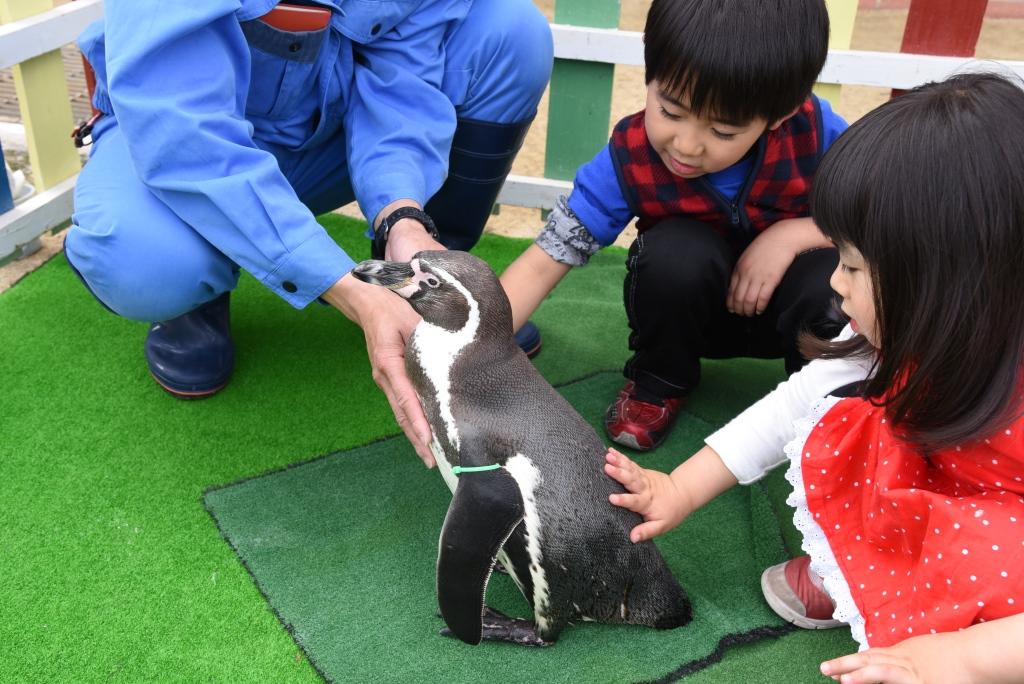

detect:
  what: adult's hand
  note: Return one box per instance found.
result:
[374,199,445,263]
[386,219,445,262]
[322,272,436,467]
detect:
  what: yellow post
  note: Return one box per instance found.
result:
[0,0,81,192]
[815,0,859,104]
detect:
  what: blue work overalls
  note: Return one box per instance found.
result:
[67,0,552,321]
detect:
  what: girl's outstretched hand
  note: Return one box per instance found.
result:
[604,448,692,542]
[819,633,969,684]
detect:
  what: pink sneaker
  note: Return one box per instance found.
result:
[760,556,843,629]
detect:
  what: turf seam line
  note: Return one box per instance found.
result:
[201,495,332,683]
[637,623,798,684]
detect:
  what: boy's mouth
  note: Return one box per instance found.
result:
[666,156,700,176]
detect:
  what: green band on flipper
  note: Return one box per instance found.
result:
[451,464,501,475]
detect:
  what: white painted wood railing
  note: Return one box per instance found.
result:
[2,0,1023,260]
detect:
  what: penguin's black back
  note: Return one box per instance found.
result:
[447,346,692,637]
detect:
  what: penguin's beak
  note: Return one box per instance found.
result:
[351,259,416,291]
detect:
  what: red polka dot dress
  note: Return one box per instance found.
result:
[784,396,1024,648]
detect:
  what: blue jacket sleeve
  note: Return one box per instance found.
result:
[101,1,352,309]
[565,145,634,247]
[342,1,469,224]
[817,96,849,152]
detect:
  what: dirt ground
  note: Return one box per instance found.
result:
[2,4,1022,291]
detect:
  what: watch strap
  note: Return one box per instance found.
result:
[372,206,440,259]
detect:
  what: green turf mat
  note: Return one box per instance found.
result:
[2,214,857,681]
[206,371,800,683]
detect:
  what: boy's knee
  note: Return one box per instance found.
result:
[780,247,839,306]
[776,247,844,337]
[630,218,733,296]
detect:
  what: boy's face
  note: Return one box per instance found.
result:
[643,81,780,178]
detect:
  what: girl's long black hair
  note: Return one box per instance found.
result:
[808,71,1024,451]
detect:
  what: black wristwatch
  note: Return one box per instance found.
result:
[372,206,440,259]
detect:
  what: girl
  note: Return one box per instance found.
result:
[604,72,1024,683]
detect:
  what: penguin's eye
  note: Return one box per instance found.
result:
[424,277,440,288]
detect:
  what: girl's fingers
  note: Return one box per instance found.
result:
[605,447,633,468]
[605,464,649,499]
[835,664,915,684]
[604,453,643,488]
[822,651,911,682]
[608,491,643,512]
[629,520,664,543]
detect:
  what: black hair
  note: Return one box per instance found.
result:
[644,0,829,124]
[809,71,1024,451]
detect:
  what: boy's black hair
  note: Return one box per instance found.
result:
[644,0,829,124]
[808,71,1024,451]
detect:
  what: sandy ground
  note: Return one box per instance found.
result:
[2,4,1022,292]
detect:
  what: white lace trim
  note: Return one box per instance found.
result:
[783,395,870,650]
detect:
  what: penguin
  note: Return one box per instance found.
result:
[352,250,692,646]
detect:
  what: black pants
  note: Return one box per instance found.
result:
[623,217,845,399]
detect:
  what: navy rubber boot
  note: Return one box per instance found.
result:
[515,320,541,359]
[144,292,235,399]
[425,117,533,252]
[427,117,542,356]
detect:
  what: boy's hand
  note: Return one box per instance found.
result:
[604,448,692,542]
[727,217,832,317]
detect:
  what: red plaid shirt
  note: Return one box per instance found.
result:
[610,97,823,247]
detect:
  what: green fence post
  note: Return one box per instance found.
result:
[544,0,621,186]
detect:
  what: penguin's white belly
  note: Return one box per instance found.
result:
[503,454,550,630]
[406,272,553,628]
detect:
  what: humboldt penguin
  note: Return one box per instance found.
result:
[352,250,691,646]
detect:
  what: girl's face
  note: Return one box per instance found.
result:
[830,244,879,347]
[643,81,773,178]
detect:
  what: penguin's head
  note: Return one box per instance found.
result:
[352,251,512,336]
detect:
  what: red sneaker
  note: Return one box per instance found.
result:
[603,381,684,451]
[760,556,842,629]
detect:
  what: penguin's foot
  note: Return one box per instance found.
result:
[440,607,553,647]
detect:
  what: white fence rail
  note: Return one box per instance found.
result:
[0,0,102,71]
[549,24,1024,89]
[2,2,1024,260]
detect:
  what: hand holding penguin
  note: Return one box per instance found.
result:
[322,272,436,466]
[353,250,692,646]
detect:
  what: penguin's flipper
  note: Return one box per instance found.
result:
[437,468,524,645]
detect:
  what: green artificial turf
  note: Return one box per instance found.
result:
[0,214,856,682]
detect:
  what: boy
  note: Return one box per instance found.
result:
[502,0,848,451]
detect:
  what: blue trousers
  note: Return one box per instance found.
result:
[67,0,551,322]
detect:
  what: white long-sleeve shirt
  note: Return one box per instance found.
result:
[706,326,876,484]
